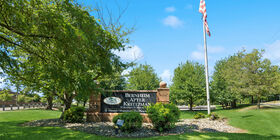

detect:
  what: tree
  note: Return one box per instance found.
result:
[0,0,129,117]
[99,72,127,90]
[211,58,241,108]
[39,84,57,110]
[17,94,26,103]
[0,89,13,102]
[170,61,205,111]
[127,64,161,90]
[221,49,279,109]
[74,71,128,107]
[16,94,33,104]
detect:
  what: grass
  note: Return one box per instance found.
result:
[0,109,109,140]
[180,105,280,138]
[0,106,280,140]
[216,105,280,136]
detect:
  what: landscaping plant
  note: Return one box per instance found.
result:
[63,106,85,123]
[207,112,220,120]
[146,103,180,132]
[112,111,143,133]
[194,112,205,119]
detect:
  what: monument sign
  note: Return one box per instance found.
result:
[101,91,157,113]
[87,82,169,122]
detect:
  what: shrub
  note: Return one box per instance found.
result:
[207,112,219,120]
[146,103,180,132]
[40,97,47,103]
[63,106,85,123]
[17,95,26,103]
[0,91,13,102]
[25,96,33,103]
[194,112,205,119]
[112,111,143,133]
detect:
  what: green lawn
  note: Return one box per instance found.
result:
[180,105,280,139]
[216,105,280,136]
[0,106,280,140]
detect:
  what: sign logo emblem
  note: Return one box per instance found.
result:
[103,97,122,105]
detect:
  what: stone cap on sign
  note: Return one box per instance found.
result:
[159,81,167,88]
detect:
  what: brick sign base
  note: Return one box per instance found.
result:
[87,112,151,122]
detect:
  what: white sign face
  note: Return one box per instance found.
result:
[103,97,122,105]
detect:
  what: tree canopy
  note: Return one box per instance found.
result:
[0,89,13,102]
[127,64,161,90]
[0,0,129,113]
[170,61,205,110]
[212,49,279,109]
[211,57,241,108]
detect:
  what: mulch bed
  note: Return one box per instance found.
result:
[23,118,246,138]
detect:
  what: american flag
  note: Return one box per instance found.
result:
[199,0,211,37]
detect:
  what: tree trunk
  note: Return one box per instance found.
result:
[251,96,254,104]
[189,97,193,111]
[60,100,72,119]
[64,100,72,111]
[231,100,237,108]
[221,103,225,109]
[83,100,87,107]
[222,103,225,109]
[46,95,53,110]
[257,96,261,109]
[60,92,74,119]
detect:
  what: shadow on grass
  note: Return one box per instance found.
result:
[0,121,109,140]
[149,132,280,140]
[236,104,252,109]
[241,115,253,118]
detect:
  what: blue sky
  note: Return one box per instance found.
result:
[81,0,280,86]
[1,0,280,89]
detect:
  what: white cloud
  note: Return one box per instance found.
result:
[208,46,225,53]
[121,69,131,76]
[197,45,225,53]
[191,51,204,60]
[160,69,172,86]
[264,40,280,64]
[163,16,183,28]
[165,6,176,12]
[190,45,225,61]
[185,4,193,10]
[113,45,144,61]
[160,70,171,80]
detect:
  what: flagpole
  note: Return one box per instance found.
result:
[202,22,211,115]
